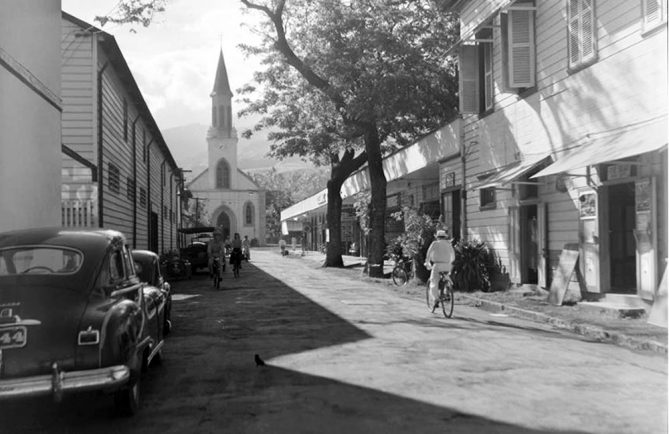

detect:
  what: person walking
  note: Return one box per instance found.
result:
[242,235,251,261]
[230,232,243,272]
[424,229,455,311]
[279,237,287,256]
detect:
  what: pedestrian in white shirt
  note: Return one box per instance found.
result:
[424,229,455,311]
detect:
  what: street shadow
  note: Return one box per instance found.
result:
[0,365,591,434]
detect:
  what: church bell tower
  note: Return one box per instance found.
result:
[207,50,239,189]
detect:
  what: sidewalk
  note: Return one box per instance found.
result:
[279,248,668,354]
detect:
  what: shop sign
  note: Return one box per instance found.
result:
[635,179,651,212]
[579,192,597,219]
[607,164,631,181]
[440,171,456,189]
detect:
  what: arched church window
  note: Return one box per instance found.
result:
[218,104,225,129]
[216,159,230,189]
[244,202,254,226]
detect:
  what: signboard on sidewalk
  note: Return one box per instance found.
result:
[548,245,581,306]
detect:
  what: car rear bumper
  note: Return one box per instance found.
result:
[0,364,130,400]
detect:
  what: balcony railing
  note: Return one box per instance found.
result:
[61,200,96,228]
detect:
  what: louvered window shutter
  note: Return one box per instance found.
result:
[458,45,479,114]
[581,0,595,62]
[643,0,666,29]
[508,9,535,88]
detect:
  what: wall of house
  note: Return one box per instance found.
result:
[61,18,96,202]
[0,0,62,232]
[460,0,667,287]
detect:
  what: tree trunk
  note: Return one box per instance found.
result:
[364,125,387,278]
[325,179,344,267]
[324,149,367,268]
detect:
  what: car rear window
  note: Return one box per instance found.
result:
[0,247,83,275]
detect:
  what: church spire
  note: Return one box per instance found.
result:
[210,49,233,137]
[211,50,232,97]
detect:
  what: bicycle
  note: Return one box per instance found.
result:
[211,256,222,289]
[392,256,414,286]
[425,271,454,318]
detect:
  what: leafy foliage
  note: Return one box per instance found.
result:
[387,207,441,282]
[450,240,509,293]
[251,167,329,242]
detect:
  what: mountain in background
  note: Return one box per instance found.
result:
[161,123,311,182]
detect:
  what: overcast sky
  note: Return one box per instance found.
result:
[62,0,265,131]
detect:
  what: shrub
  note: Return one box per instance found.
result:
[450,240,491,292]
[449,240,510,292]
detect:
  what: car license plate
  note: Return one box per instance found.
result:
[0,326,27,349]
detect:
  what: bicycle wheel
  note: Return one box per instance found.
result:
[441,284,454,318]
[392,266,408,286]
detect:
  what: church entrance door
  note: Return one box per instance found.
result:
[217,212,231,240]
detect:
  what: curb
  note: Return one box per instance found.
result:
[461,295,668,355]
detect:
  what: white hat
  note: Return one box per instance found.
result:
[436,230,447,238]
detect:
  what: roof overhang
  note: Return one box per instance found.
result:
[472,154,552,190]
[532,115,668,179]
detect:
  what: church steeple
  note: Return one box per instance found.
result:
[210,50,233,137]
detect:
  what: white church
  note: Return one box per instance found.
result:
[187,50,266,245]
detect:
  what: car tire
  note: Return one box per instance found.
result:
[114,371,141,416]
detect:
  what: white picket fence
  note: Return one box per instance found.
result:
[61,200,96,228]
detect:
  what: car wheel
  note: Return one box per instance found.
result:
[114,372,140,416]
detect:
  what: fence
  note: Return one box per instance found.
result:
[61,200,96,228]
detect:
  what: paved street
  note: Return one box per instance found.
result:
[1,248,667,433]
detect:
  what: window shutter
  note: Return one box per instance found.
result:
[508,9,535,88]
[581,0,595,62]
[458,44,479,114]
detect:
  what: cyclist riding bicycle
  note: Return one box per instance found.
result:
[424,229,455,311]
[208,229,226,279]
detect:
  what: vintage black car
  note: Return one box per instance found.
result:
[0,228,166,415]
[178,226,215,274]
[132,250,172,335]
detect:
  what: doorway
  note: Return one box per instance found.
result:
[216,212,231,240]
[519,205,538,284]
[150,212,158,253]
[607,182,636,293]
[441,190,461,241]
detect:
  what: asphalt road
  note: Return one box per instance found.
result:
[1,248,667,433]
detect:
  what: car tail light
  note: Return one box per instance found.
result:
[77,326,100,346]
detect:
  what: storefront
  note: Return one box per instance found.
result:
[532,117,667,301]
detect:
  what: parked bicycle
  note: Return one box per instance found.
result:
[426,271,454,318]
[392,255,414,286]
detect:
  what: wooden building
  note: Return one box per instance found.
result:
[0,0,62,232]
[449,0,667,303]
[60,12,181,254]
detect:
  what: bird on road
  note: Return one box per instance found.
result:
[254,353,266,367]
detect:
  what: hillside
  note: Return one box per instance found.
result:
[161,123,311,179]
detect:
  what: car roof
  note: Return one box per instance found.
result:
[131,250,159,261]
[0,227,126,251]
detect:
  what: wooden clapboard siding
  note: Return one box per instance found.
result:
[136,123,149,249]
[61,19,95,182]
[99,64,134,240]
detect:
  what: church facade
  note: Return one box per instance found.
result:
[187,51,266,245]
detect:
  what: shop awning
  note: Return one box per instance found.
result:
[472,154,552,190]
[281,220,304,235]
[532,116,668,178]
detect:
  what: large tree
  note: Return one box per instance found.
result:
[98,0,460,277]
[238,0,459,275]
[239,64,367,266]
